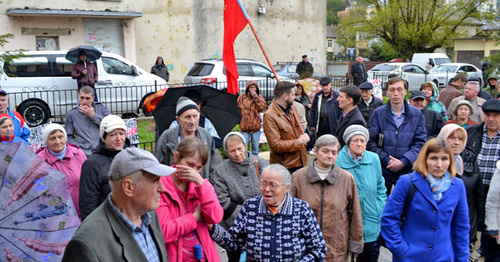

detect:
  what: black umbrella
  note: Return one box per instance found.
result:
[65,45,102,63]
[153,85,240,139]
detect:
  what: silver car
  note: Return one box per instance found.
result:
[184,59,292,99]
[367,62,430,91]
[429,63,483,88]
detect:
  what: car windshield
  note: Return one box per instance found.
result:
[273,64,285,71]
[370,64,397,72]
[187,63,214,76]
[432,65,457,73]
[435,58,451,65]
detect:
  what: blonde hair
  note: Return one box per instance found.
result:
[413,138,456,179]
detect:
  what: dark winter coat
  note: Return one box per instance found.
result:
[296,61,314,79]
[465,123,485,157]
[367,100,427,178]
[150,56,169,82]
[309,90,342,134]
[459,148,486,243]
[336,107,367,147]
[351,62,368,86]
[358,96,384,124]
[79,140,130,220]
[422,108,445,140]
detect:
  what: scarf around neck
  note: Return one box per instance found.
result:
[427,171,452,201]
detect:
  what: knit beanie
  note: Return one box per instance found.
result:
[100,115,127,140]
[454,100,474,116]
[42,123,67,145]
[223,132,247,153]
[176,97,199,116]
[343,125,369,146]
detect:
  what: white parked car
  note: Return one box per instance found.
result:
[429,63,483,88]
[0,51,167,126]
[367,63,429,91]
[184,59,292,99]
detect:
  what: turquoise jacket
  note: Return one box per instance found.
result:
[336,146,387,242]
[423,81,448,121]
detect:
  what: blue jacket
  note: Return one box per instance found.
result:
[211,194,326,262]
[381,172,470,262]
[7,107,30,143]
[336,146,387,242]
[309,90,341,134]
[367,100,427,177]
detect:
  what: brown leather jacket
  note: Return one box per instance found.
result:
[263,100,306,169]
[237,82,267,133]
[292,163,364,261]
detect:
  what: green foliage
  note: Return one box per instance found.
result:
[338,0,490,59]
[327,0,348,25]
[0,33,26,75]
[363,41,399,61]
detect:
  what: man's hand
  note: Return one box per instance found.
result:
[82,69,88,75]
[309,126,315,132]
[387,156,404,172]
[79,105,95,118]
[299,133,310,144]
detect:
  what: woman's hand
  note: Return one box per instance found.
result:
[175,164,205,186]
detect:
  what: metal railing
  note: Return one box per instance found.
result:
[9,76,350,127]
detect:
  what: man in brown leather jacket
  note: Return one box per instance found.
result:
[263,81,309,172]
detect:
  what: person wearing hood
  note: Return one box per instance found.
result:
[79,115,130,221]
[420,81,448,121]
[439,124,485,256]
[37,123,87,216]
[237,81,267,157]
[151,56,169,82]
[486,72,498,92]
[0,114,27,146]
[210,132,269,261]
[445,100,478,128]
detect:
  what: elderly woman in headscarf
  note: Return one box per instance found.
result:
[36,123,87,216]
[439,124,485,254]
[445,100,478,128]
[336,125,387,262]
[210,132,269,261]
[420,81,448,121]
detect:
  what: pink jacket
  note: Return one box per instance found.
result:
[157,175,223,262]
[36,143,86,216]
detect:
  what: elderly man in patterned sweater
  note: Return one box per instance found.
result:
[210,164,326,261]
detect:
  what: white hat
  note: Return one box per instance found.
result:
[100,115,127,140]
[42,123,67,145]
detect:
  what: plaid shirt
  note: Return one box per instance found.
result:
[211,194,326,261]
[109,196,160,262]
[477,125,500,185]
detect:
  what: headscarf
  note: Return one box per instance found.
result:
[438,124,467,175]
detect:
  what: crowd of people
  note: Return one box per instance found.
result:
[0,65,500,262]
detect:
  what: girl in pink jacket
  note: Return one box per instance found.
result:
[157,137,223,262]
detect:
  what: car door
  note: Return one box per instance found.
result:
[401,64,427,91]
[249,63,274,99]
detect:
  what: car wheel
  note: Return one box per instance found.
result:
[18,100,50,127]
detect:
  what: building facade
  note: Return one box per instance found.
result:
[0,0,327,82]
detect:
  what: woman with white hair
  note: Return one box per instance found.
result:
[336,125,387,262]
[36,123,87,216]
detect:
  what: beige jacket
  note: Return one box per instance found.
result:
[292,163,364,262]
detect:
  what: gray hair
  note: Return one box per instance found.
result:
[467,81,480,92]
[314,134,340,150]
[79,85,95,95]
[262,164,291,186]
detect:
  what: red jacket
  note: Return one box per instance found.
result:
[71,61,98,86]
[157,175,223,262]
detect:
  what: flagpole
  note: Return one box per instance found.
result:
[236,0,280,82]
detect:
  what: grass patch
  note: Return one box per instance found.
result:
[137,118,156,143]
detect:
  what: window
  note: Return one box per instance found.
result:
[327,40,333,48]
[235,63,252,76]
[36,36,59,51]
[251,64,272,77]
[102,57,134,75]
[4,56,51,77]
[53,56,75,77]
[187,63,214,76]
[288,65,297,73]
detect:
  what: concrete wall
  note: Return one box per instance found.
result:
[0,0,326,82]
[454,38,500,56]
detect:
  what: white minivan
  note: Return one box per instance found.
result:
[411,53,451,69]
[0,51,167,126]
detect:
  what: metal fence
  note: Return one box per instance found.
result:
[9,75,350,127]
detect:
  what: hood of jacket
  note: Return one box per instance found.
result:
[245,80,261,96]
[421,81,439,102]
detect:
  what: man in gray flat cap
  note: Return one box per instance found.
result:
[63,147,175,262]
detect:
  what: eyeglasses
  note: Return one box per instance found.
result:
[258,181,283,191]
